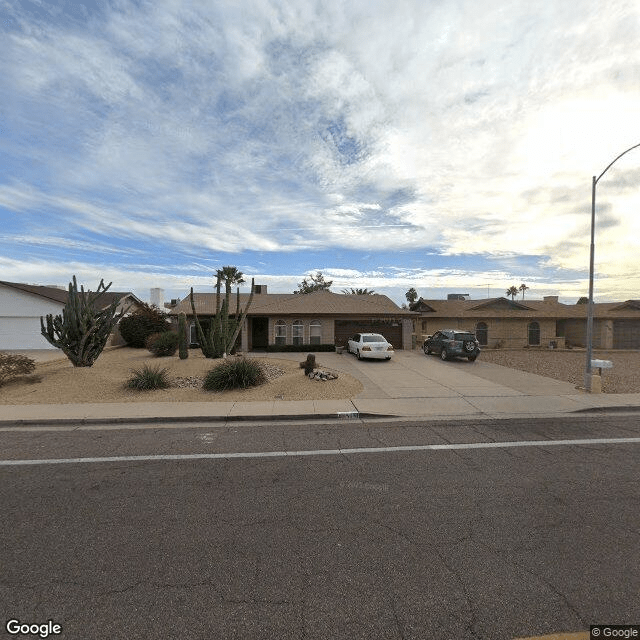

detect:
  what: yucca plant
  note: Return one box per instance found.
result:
[202,358,266,391]
[125,364,171,390]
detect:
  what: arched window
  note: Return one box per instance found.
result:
[528,321,540,346]
[475,322,488,346]
[275,320,286,345]
[292,319,304,345]
[309,320,321,344]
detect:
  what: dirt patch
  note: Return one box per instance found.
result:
[480,349,640,394]
[0,348,363,404]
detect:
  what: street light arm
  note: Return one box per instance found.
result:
[596,142,640,184]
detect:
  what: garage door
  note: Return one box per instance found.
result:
[335,320,403,349]
[0,317,55,349]
[613,320,640,349]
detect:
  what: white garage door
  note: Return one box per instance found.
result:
[0,317,56,349]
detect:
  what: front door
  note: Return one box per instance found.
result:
[251,317,268,350]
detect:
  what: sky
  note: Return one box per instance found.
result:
[1,0,640,307]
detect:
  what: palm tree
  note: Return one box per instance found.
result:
[506,286,519,300]
[342,288,375,295]
[518,283,529,300]
[405,288,418,305]
[216,266,245,292]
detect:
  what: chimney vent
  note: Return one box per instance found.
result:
[252,284,267,294]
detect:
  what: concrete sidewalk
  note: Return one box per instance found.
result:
[2,350,640,426]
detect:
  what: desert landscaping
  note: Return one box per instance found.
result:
[480,348,640,394]
[0,348,363,405]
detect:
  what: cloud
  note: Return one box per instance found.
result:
[1,0,640,301]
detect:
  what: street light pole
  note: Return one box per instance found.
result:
[584,142,640,391]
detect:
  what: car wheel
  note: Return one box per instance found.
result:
[463,340,476,353]
[440,348,449,361]
[357,350,362,360]
[423,345,429,355]
[468,355,477,362]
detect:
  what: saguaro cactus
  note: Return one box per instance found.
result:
[189,276,254,358]
[40,276,127,367]
[177,312,189,359]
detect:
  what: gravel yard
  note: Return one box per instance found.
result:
[0,347,362,404]
[479,348,640,394]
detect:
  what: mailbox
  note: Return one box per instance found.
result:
[591,359,613,373]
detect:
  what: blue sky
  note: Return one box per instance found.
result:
[1,0,639,306]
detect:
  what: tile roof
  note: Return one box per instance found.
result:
[0,281,140,309]
[171,290,416,317]
[413,296,640,319]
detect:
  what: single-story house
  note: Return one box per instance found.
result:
[168,286,417,351]
[411,295,640,349]
[0,280,144,350]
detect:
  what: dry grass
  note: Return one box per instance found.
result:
[480,348,640,394]
[0,347,363,404]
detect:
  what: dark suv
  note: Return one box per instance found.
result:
[423,330,481,362]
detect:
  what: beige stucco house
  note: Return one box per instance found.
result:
[169,286,417,351]
[412,296,640,349]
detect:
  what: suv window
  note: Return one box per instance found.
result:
[454,333,476,341]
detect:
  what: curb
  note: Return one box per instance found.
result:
[0,412,397,428]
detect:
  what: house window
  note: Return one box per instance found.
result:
[292,320,304,345]
[528,321,540,346]
[309,320,321,344]
[475,322,488,346]
[275,320,286,345]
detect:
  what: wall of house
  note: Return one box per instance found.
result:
[418,317,558,349]
[0,287,65,349]
[562,319,613,349]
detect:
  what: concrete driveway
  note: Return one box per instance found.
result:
[306,348,579,398]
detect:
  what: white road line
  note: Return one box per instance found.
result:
[1,437,640,467]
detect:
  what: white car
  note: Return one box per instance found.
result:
[347,333,394,360]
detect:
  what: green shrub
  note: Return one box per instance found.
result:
[119,304,172,348]
[265,344,335,352]
[125,364,171,390]
[203,358,266,391]
[146,331,179,357]
[0,353,36,386]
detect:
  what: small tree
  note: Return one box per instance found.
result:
[119,304,172,348]
[294,271,333,294]
[519,283,529,299]
[40,276,127,367]
[405,288,418,305]
[506,286,519,300]
[342,288,375,295]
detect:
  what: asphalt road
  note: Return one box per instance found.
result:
[2,415,639,640]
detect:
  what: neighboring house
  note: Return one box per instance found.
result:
[411,296,640,349]
[168,286,417,350]
[0,281,144,350]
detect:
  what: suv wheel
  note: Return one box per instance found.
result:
[440,348,449,361]
[357,350,362,360]
[423,344,430,355]
[463,340,476,353]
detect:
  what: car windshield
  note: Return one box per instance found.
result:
[363,334,387,343]
[454,333,475,341]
